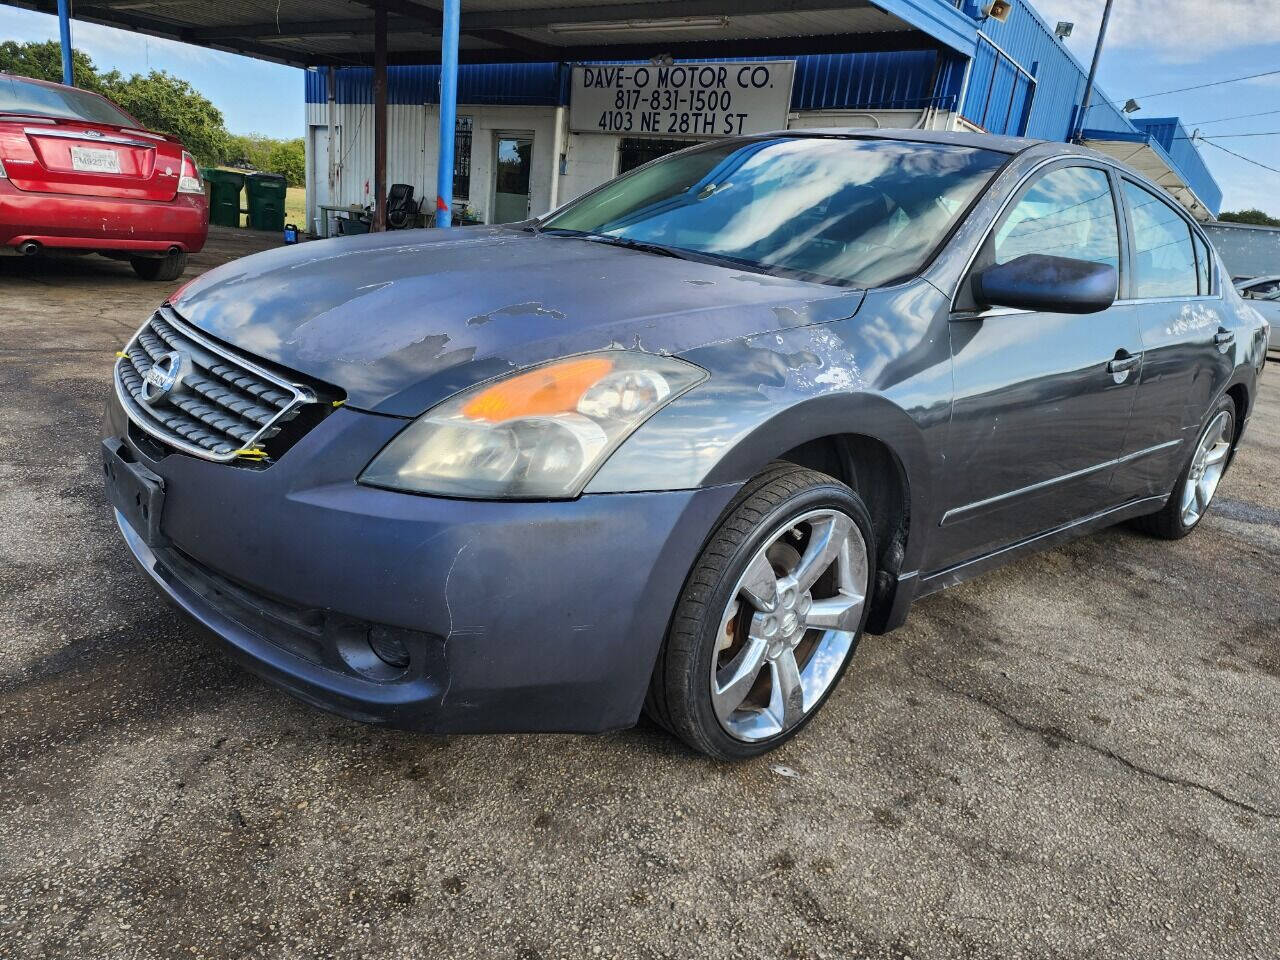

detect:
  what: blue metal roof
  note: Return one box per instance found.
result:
[308,51,956,112]
[1128,118,1223,213]
[304,63,568,106]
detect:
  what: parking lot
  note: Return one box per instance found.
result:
[1,228,1277,960]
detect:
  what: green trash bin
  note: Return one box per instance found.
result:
[201,168,245,228]
[246,172,288,232]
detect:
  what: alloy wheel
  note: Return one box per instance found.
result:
[710,509,869,742]
[1180,409,1233,527]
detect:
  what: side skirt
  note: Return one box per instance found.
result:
[867,494,1169,633]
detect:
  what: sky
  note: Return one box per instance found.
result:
[2,1,1278,216]
[1,6,303,137]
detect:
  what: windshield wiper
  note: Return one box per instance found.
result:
[540,228,686,260]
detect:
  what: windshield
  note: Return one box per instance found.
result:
[0,74,135,126]
[542,136,1007,287]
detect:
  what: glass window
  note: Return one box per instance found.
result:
[1122,181,1198,298]
[1244,280,1279,300]
[1193,232,1213,295]
[992,166,1119,269]
[618,138,704,175]
[0,74,134,126]
[453,116,473,201]
[541,137,1007,287]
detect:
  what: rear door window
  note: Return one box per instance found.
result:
[1121,181,1198,298]
[992,165,1120,270]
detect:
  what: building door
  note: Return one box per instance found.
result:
[308,123,340,227]
[492,133,533,223]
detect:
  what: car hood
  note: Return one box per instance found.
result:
[171,225,864,416]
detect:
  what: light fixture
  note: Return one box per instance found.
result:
[649,53,675,67]
[1122,98,1141,114]
[548,16,730,35]
[980,1,1012,23]
[1055,20,1074,39]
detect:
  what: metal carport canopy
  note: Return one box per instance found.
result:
[2,0,978,66]
[5,0,980,229]
[1081,128,1215,222]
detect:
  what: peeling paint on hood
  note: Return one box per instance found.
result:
[170,225,864,416]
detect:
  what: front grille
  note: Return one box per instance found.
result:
[114,304,318,462]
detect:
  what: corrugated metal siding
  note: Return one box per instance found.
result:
[306,63,567,105]
[963,0,1134,141]
[791,51,941,111]
[308,52,954,112]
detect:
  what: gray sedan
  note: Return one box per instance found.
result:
[103,131,1268,759]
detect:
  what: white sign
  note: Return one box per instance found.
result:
[569,61,795,139]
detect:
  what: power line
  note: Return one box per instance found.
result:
[1121,67,1280,101]
[1199,138,1280,177]
[1174,132,1280,140]
[1189,108,1280,126]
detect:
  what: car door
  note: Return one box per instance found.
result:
[1109,180,1234,503]
[931,161,1144,569]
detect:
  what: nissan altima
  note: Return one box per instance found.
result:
[103,131,1267,759]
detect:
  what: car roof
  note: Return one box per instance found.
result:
[781,127,1041,154]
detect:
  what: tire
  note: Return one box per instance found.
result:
[130,249,187,282]
[645,464,877,760]
[1132,394,1236,540]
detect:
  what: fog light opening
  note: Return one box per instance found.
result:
[369,626,411,669]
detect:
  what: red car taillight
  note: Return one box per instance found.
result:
[178,151,202,195]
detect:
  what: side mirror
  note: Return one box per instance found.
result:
[971,253,1117,315]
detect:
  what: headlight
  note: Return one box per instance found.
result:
[360,351,706,498]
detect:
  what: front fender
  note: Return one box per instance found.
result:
[585,295,954,575]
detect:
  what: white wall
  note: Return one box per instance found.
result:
[305,101,559,228]
[305,103,958,233]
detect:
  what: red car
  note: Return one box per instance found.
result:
[0,73,208,280]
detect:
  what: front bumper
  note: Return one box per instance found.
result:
[104,394,738,733]
[1,180,208,253]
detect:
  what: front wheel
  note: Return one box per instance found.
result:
[645,465,876,760]
[130,249,187,282]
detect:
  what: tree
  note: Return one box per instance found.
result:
[265,138,305,186]
[102,70,229,166]
[0,40,107,94]
[1218,209,1280,228]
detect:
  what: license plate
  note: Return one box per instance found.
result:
[103,438,167,547]
[71,145,121,174]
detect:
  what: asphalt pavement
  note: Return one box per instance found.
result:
[2,228,1277,960]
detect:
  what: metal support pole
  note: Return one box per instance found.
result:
[57,0,74,86]
[434,0,460,228]
[1073,0,1114,143]
[372,3,388,232]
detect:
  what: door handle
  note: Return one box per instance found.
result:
[1107,351,1141,384]
[1214,329,1235,351]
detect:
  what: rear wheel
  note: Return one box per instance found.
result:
[130,249,187,282]
[1133,395,1235,539]
[645,465,875,760]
